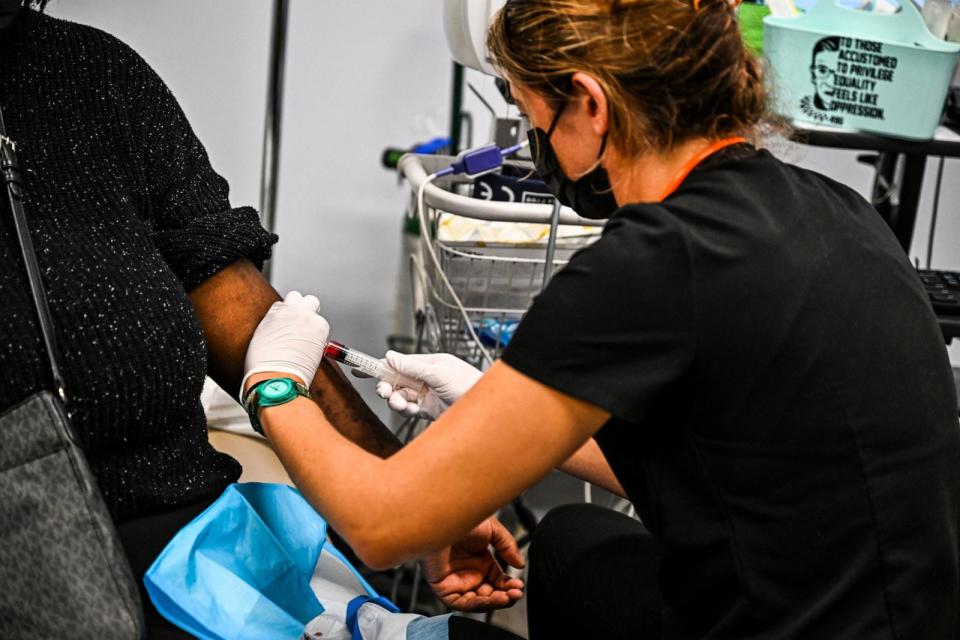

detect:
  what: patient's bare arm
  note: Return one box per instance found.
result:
[306,359,402,458]
[189,258,402,458]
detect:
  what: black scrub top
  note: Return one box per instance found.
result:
[502,146,960,639]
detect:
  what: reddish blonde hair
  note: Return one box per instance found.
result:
[487,0,766,156]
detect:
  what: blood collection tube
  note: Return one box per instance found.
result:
[323,341,426,397]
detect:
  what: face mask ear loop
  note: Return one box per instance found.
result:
[591,132,615,196]
[572,131,611,186]
[597,132,609,161]
[524,101,568,182]
[545,100,567,138]
[522,119,546,183]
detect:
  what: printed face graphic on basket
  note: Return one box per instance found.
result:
[810,37,841,110]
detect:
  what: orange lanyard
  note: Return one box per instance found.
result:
[657,136,747,202]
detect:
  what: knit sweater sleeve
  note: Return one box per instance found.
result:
[118,42,277,291]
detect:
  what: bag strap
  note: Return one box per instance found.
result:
[0,103,69,406]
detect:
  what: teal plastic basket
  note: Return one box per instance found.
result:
[764,0,960,140]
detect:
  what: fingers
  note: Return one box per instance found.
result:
[396,387,422,403]
[486,564,524,593]
[387,391,409,414]
[495,574,525,591]
[242,291,328,399]
[430,571,524,613]
[441,587,523,612]
[384,350,430,380]
[387,392,420,417]
[305,314,330,337]
[282,291,321,313]
[378,381,422,416]
[430,569,485,597]
[379,385,420,402]
[488,519,526,570]
[303,294,321,313]
[427,559,525,612]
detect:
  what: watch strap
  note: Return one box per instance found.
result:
[243,378,311,436]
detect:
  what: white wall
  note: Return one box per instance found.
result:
[48,0,271,213]
[45,1,960,383]
[269,0,450,367]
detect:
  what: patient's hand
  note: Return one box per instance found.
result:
[420,516,525,612]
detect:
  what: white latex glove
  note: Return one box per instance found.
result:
[240,291,329,400]
[375,351,482,420]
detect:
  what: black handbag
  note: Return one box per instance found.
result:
[0,106,145,637]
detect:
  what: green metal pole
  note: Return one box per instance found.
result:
[449,62,465,155]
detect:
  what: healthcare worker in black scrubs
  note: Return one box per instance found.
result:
[238,1,960,638]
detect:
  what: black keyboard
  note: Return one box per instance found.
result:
[918,270,960,316]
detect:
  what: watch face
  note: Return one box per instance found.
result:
[261,378,294,401]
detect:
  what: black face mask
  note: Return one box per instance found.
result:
[527,103,618,220]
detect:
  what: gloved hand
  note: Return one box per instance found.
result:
[375,351,482,420]
[240,291,330,400]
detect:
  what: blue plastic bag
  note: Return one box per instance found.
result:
[476,318,520,348]
[144,483,447,640]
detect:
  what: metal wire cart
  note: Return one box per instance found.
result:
[399,153,603,370]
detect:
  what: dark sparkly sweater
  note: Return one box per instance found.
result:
[0,9,277,522]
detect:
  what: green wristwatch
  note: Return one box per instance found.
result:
[243,377,311,436]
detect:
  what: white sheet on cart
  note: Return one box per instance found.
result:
[437,212,601,245]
